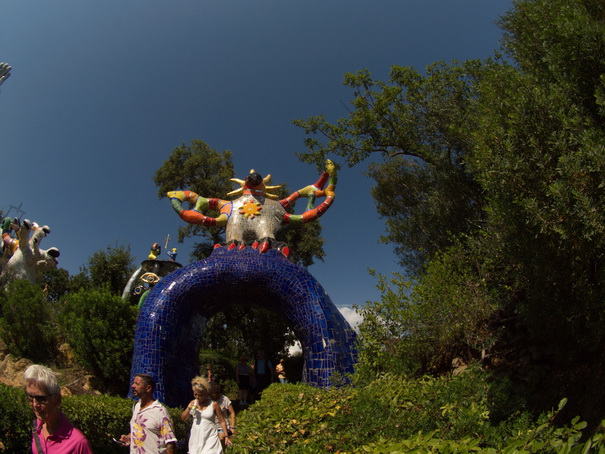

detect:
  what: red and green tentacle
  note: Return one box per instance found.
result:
[281,161,337,225]
[167,190,231,227]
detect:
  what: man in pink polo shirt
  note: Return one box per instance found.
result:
[24,364,92,454]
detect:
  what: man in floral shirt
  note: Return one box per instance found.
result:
[119,374,177,453]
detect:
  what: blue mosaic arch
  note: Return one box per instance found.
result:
[128,247,357,407]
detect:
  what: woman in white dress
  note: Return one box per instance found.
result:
[181,377,232,453]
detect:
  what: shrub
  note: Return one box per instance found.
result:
[234,382,351,453]
[57,287,137,393]
[62,394,133,453]
[354,401,605,453]
[356,245,497,383]
[0,384,32,451]
[0,279,56,361]
[231,369,605,453]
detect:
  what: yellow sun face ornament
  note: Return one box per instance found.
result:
[239,199,262,219]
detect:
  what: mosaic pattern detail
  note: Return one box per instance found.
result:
[129,247,357,407]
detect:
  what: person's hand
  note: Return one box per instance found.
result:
[118,434,130,446]
[225,436,233,447]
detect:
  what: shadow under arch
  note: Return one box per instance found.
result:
[128,247,357,407]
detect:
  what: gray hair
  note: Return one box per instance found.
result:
[23,364,60,395]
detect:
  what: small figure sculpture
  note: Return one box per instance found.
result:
[1,219,60,284]
[123,245,182,307]
[167,248,178,261]
[148,243,161,260]
[167,160,337,256]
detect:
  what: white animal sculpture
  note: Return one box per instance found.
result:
[1,219,60,284]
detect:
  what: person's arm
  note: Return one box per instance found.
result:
[162,411,178,454]
[181,399,196,421]
[227,403,236,431]
[214,402,233,446]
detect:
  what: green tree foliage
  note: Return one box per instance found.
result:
[356,244,496,381]
[154,140,235,249]
[58,287,138,393]
[294,62,486,273]
[38,267,92,302]
[85,243,136,295]
[37,267,71,302]
[467,1,605,415]
[0,280,56,362]
[295,0,605,419]
[200,305,297,365]
[499,0,605,120]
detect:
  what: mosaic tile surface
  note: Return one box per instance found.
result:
[128,247,358,407]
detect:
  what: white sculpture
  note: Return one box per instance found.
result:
[1,219,60,284]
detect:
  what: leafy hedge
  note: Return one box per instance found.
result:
[0,384,188,453]
[0,384,31,451]
[231,370,605,453]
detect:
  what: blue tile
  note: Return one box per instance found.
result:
[128,247,357,407]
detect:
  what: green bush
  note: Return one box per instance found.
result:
[231,370,605,453]
[354,404,605,453]
[0,384,32,452]
[57,287,138,393]
[61,394,134,452]
[0,280,56,361]
[356,244,497,383]
[234,382,351,453]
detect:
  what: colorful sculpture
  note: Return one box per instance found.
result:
[123,247,182,307]
[148,242,161,260]
[1,217,18,256]
[167,160,336,255]
[0,218,60,284]
[129,247,357,407]
[128,161,356,406]
[166,248,178,261]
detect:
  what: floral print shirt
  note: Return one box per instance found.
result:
[130,400,177,453]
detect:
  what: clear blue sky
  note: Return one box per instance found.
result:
[0,0,512,317]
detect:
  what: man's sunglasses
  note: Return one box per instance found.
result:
[26,392,56,403]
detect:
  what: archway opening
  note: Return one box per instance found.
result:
[129,248,357,407]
